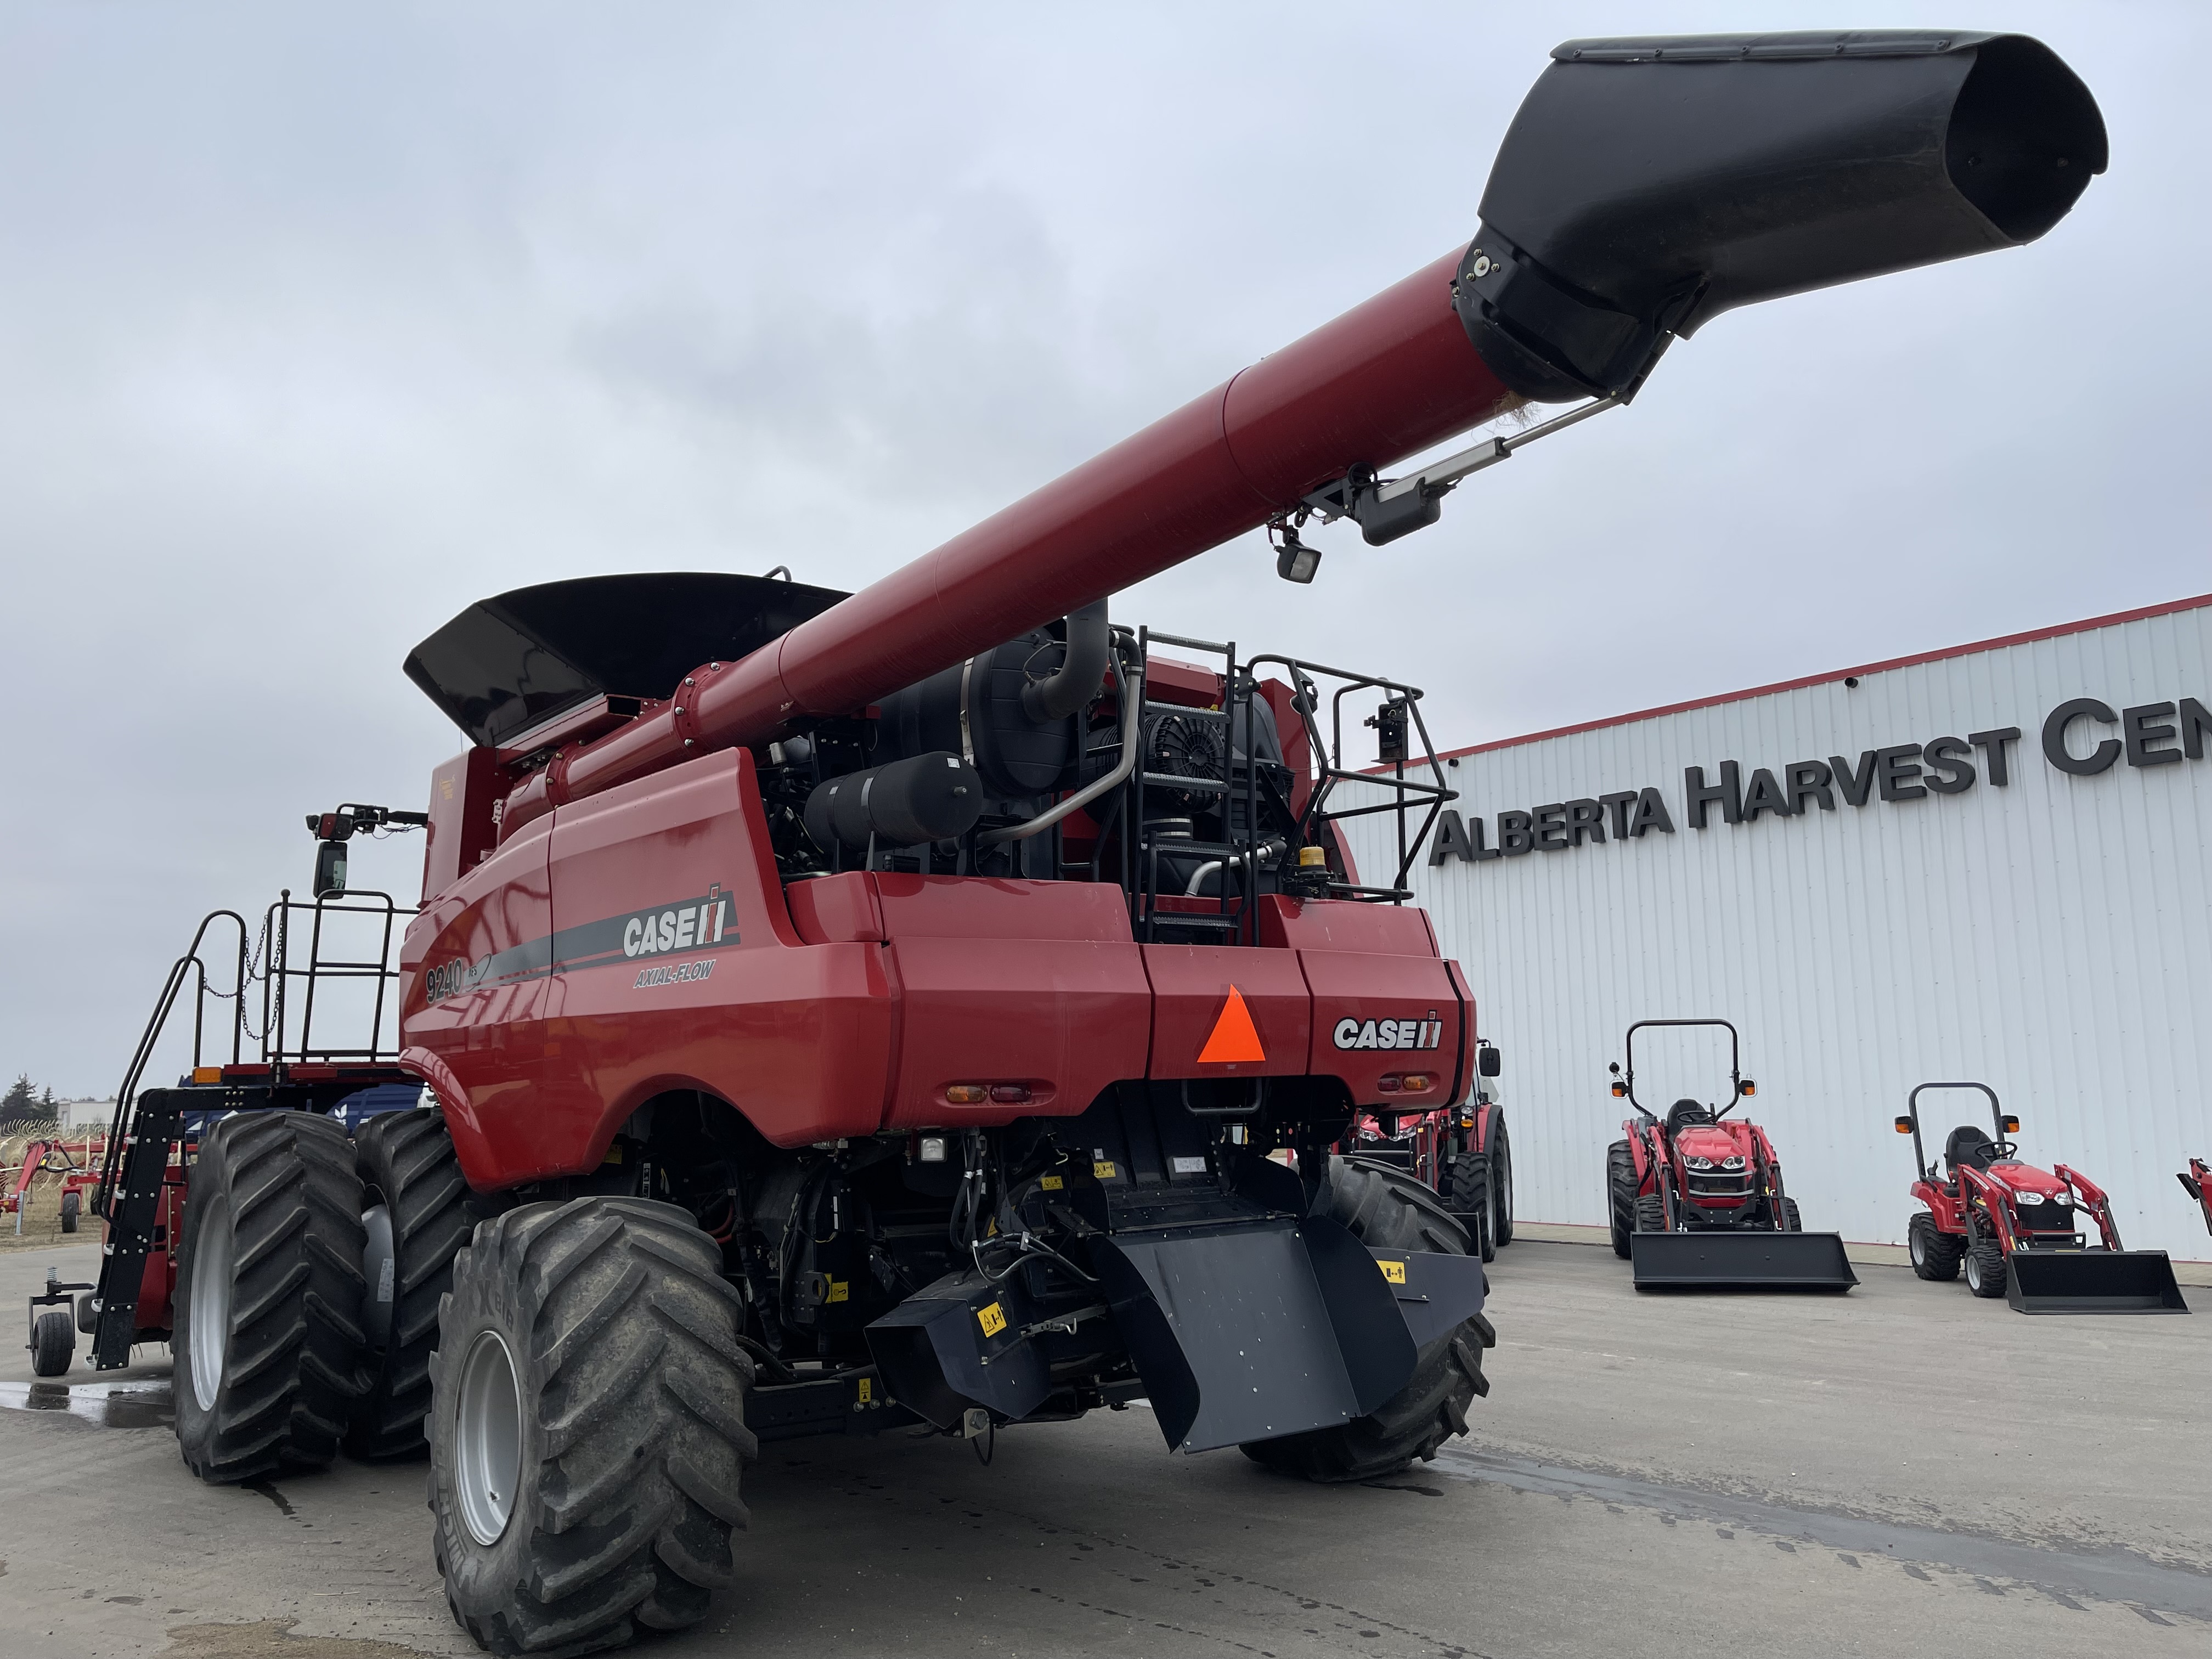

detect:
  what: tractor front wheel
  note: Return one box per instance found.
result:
[1239,1157,1494,1484]
[1779,1197,1803,1232]
[172,1111,368,1482]
[432,1197,757,1655]
[1606,1142,1636,1257]
[1965,1237,2009,1299]
[1634,1194,1668,1234]
[1908,1213,1962,1281]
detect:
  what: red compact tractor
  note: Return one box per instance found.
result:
[2180,1159,2212,1235]
[1897,1083,2188,1313]
[71,32,2103,1656]
[1605,1019,1857,1291]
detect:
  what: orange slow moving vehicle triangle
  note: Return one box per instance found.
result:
[1198,986,1267,1065]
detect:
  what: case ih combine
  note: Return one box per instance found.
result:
[1604,1019,1857,1291]
[69,32,2102,1656]
[1897,1082,2188,1313]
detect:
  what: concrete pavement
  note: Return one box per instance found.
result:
[2,1237,2204,1658]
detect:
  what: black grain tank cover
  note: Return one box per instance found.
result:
[404,572,849,748]
[1458,31,2106,402]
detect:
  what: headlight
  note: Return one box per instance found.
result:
[1721,1155,1746,1171]
[1685,1156,1714,1171]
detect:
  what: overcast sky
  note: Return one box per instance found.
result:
[3,3,2205,1097]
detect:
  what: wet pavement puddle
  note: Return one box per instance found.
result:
[1434,1445,2212,1621]
[0,1378,174,1427]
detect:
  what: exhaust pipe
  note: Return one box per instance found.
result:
[1459,31,2107,400]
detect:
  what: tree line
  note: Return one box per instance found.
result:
[2,1074,61,1128]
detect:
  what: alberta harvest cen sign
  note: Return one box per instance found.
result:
[1431,695,2209,866]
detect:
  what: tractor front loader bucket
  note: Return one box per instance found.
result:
[2004,1250,2190,1314]
[1630,1229,1858,1292]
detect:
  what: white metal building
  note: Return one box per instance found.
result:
[1341,594,2212,1261]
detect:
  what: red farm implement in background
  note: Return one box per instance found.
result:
[77,32,2106,1656]
[1897,1082,2188,1314]
[3,1134,104,1233]
[1605,1019,1858,1291]
[1349,1040,1511,1259]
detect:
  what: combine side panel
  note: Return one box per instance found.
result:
[1630,1229,1858,1291]
[2005,1250,2190,1314]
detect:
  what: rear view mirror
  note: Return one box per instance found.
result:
[1479,1047,1502,1078]
[313,840,348,898]
[1894,1116,1915,1135]
[2002,1115,2020,1134]
[1607,1062,1620,1075]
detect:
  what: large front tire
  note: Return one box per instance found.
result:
[172,1111,368,1482]
[432,1198,757,1656]
[348,1109,480,1460]
[1239,1156,1494,1484]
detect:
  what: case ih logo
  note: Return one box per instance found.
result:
[422,885,736,1003]
[1332,1014,1445,1052]
[622,897,730,958]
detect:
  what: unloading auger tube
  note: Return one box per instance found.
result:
[495,30,2103,839]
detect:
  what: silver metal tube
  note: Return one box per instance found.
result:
[1184,858,1230,896]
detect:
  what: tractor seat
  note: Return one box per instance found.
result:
[1666,1099,1715,1133]
[1945,1125,1996,1177]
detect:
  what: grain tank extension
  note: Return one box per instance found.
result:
[91,33,2100,1657]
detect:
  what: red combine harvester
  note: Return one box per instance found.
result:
[1605,1019,1857,1291]
[1897,1082,2188,1313]
[76,32,2103,1656]
[2180,1159,2212,1235]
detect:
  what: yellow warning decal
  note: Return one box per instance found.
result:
[977,1301,1008,1338]
[1093,1160,1119,1180]
[601,1143,624,1165]
[1040,1175,1064,1192]
[826,1279,849,1304]
[1376,1260,1407,1284]
[856,1376,874,1405]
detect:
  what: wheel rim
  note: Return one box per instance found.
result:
[455,1329,523,1546]
[188,1193,234,1412]
[1966,1252,1984,1290]
[1910,1227,1926,1266]
[361,1203,396,1351]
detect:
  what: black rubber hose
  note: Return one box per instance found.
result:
[1020,600,1109,722]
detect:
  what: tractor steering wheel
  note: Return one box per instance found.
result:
[1986,1139,2017,1163]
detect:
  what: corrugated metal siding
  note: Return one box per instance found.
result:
[1341,602,2212,1260]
